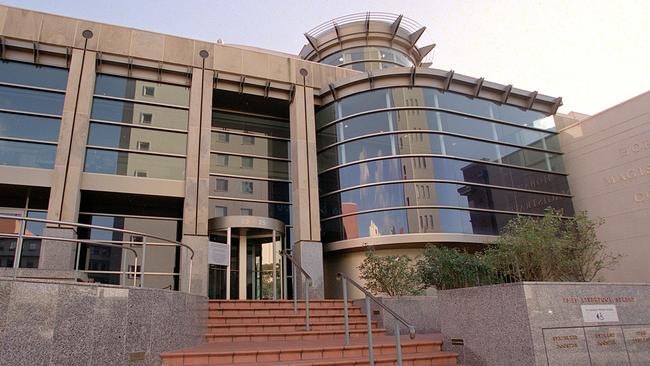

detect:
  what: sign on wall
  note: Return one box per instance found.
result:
[208,241,230,266]
[581,304,619,323]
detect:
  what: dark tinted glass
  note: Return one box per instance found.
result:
[84,148,185,180]
[321,208,523,243]
[0,140,55,169]
[87,123,187,155]
[208,199,291,225]
[211,132,289,159]
[212,111,290,139]
[90,99,189,130]
[320,182,573,218]
[0,60,68,90]
[0,86,65,115]
[318,134,396,171]
[209,176,290,202]
[318,156,570,195]
[338,89,389,118]
[94,74,190,106]
[19,210,47,268]
[209,153,289,180]
[0,112,60,141]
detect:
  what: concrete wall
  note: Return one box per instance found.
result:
[558,91,650,284]
[0,279,208,366]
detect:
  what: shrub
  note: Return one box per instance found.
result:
[358,248,425,296]
[416,246,500,290]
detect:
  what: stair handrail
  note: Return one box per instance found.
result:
[0,214,194,291]
[280,250,312,331]
[336,272,416,366]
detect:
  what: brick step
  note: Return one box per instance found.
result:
[210,307,363,317]
[208,313,369,325]
[218,352,459,365]
[207,320,377,333]
[205,328,386,343]
[161,336,445,365]
[209,300,353,310]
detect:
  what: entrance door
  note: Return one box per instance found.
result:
[207,215,286,300]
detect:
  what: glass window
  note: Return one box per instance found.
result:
[87,123,187,155]
[0,86,65,115]
[209,199,291,225]
[209,176,290,202]
[241,181,254,194]
[84,148,186,180]
[240,208,253,216]
[214,206,227,216]
[90,99,188,130]
[0,60,69,90]
[212,111,289,139]
[94,74,190,107]
[241,157,253,169]
[0,112,60,142]
[0,140,56,169]
[211,132,288,159]
[214,154,229,167]
[215,179,228,192]
[242,135,255,145]
[338,89,389,118]
[210,154,289,180]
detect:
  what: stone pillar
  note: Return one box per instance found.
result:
[289,75,324,299]
[179,65,213,296]
[40,48,96,270]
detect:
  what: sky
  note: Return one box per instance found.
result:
[3,0,649,115]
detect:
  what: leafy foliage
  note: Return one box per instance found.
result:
[358,248,425,296]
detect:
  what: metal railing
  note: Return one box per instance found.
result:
[0,214,194,291]
[336,272,416,366]
[306,12,424,38]
[280,250,312,331]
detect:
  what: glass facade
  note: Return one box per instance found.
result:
[0,60,68,169]
[320,47,414,72]
[210,108,292,225]
[84,74,189,180]
[316,86,573,244]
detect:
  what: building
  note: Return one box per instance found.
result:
[0,6,587,299]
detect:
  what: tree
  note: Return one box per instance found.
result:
[416,246,498,290]
[486,208,620,282]
[358,247,425,296]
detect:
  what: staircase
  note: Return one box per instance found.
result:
[161,299,458,365]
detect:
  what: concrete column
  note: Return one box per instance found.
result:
[290,76,324,299]
[40,48,96,270]
[179,65,213,296]
[239,229,247,300]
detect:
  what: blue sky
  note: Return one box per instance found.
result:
[4,0,649,115]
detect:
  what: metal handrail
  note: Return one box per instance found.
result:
[0,214,194,291]
[306,12,424,38]
[280,250,312,331]
[336,272,416,366]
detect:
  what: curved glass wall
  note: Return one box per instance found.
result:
[319,47,414,72]
[316,86,573,244]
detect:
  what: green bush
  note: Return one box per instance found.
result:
[416,246,500,290]
[358,248,424,296]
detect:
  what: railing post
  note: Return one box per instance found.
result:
[188,251,193,293]
[304,280,310,331]
[365,296,375,366]
[140,237,147,288]
[13,216,26,273]
[342,278,350,346]
[272,230,277,300]
[395,322,403,366]
[292,261,297,313]
[132,256,138,286]
[282,238,288,299]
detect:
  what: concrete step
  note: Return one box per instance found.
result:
[208,313,369,325]
[207,320,377,333]
[209,300,353,310]
[204,328,386,343]
[221,351,459,365]
[161,334,450,365]
[210,306,364,317]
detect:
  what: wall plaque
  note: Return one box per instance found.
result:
[581,304,619,323]
[208,241,229,266]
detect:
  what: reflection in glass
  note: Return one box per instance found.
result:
[212,111,290,139]
[0,60,69,90]
[0,112,61,142]
[321,208,525,243]
[320,47,413,67]
[209,176,290,202]
[208,199,291,225]
[0,86,65,115]
[90,99,189,130]
[211,132,289,159]
[87,123,187,155]
[94,74,190,106]
[210,153,289,180]
[0,140,56,169]
[84,148,186,180]
[320,182,573,219]
[318,156,570,196]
